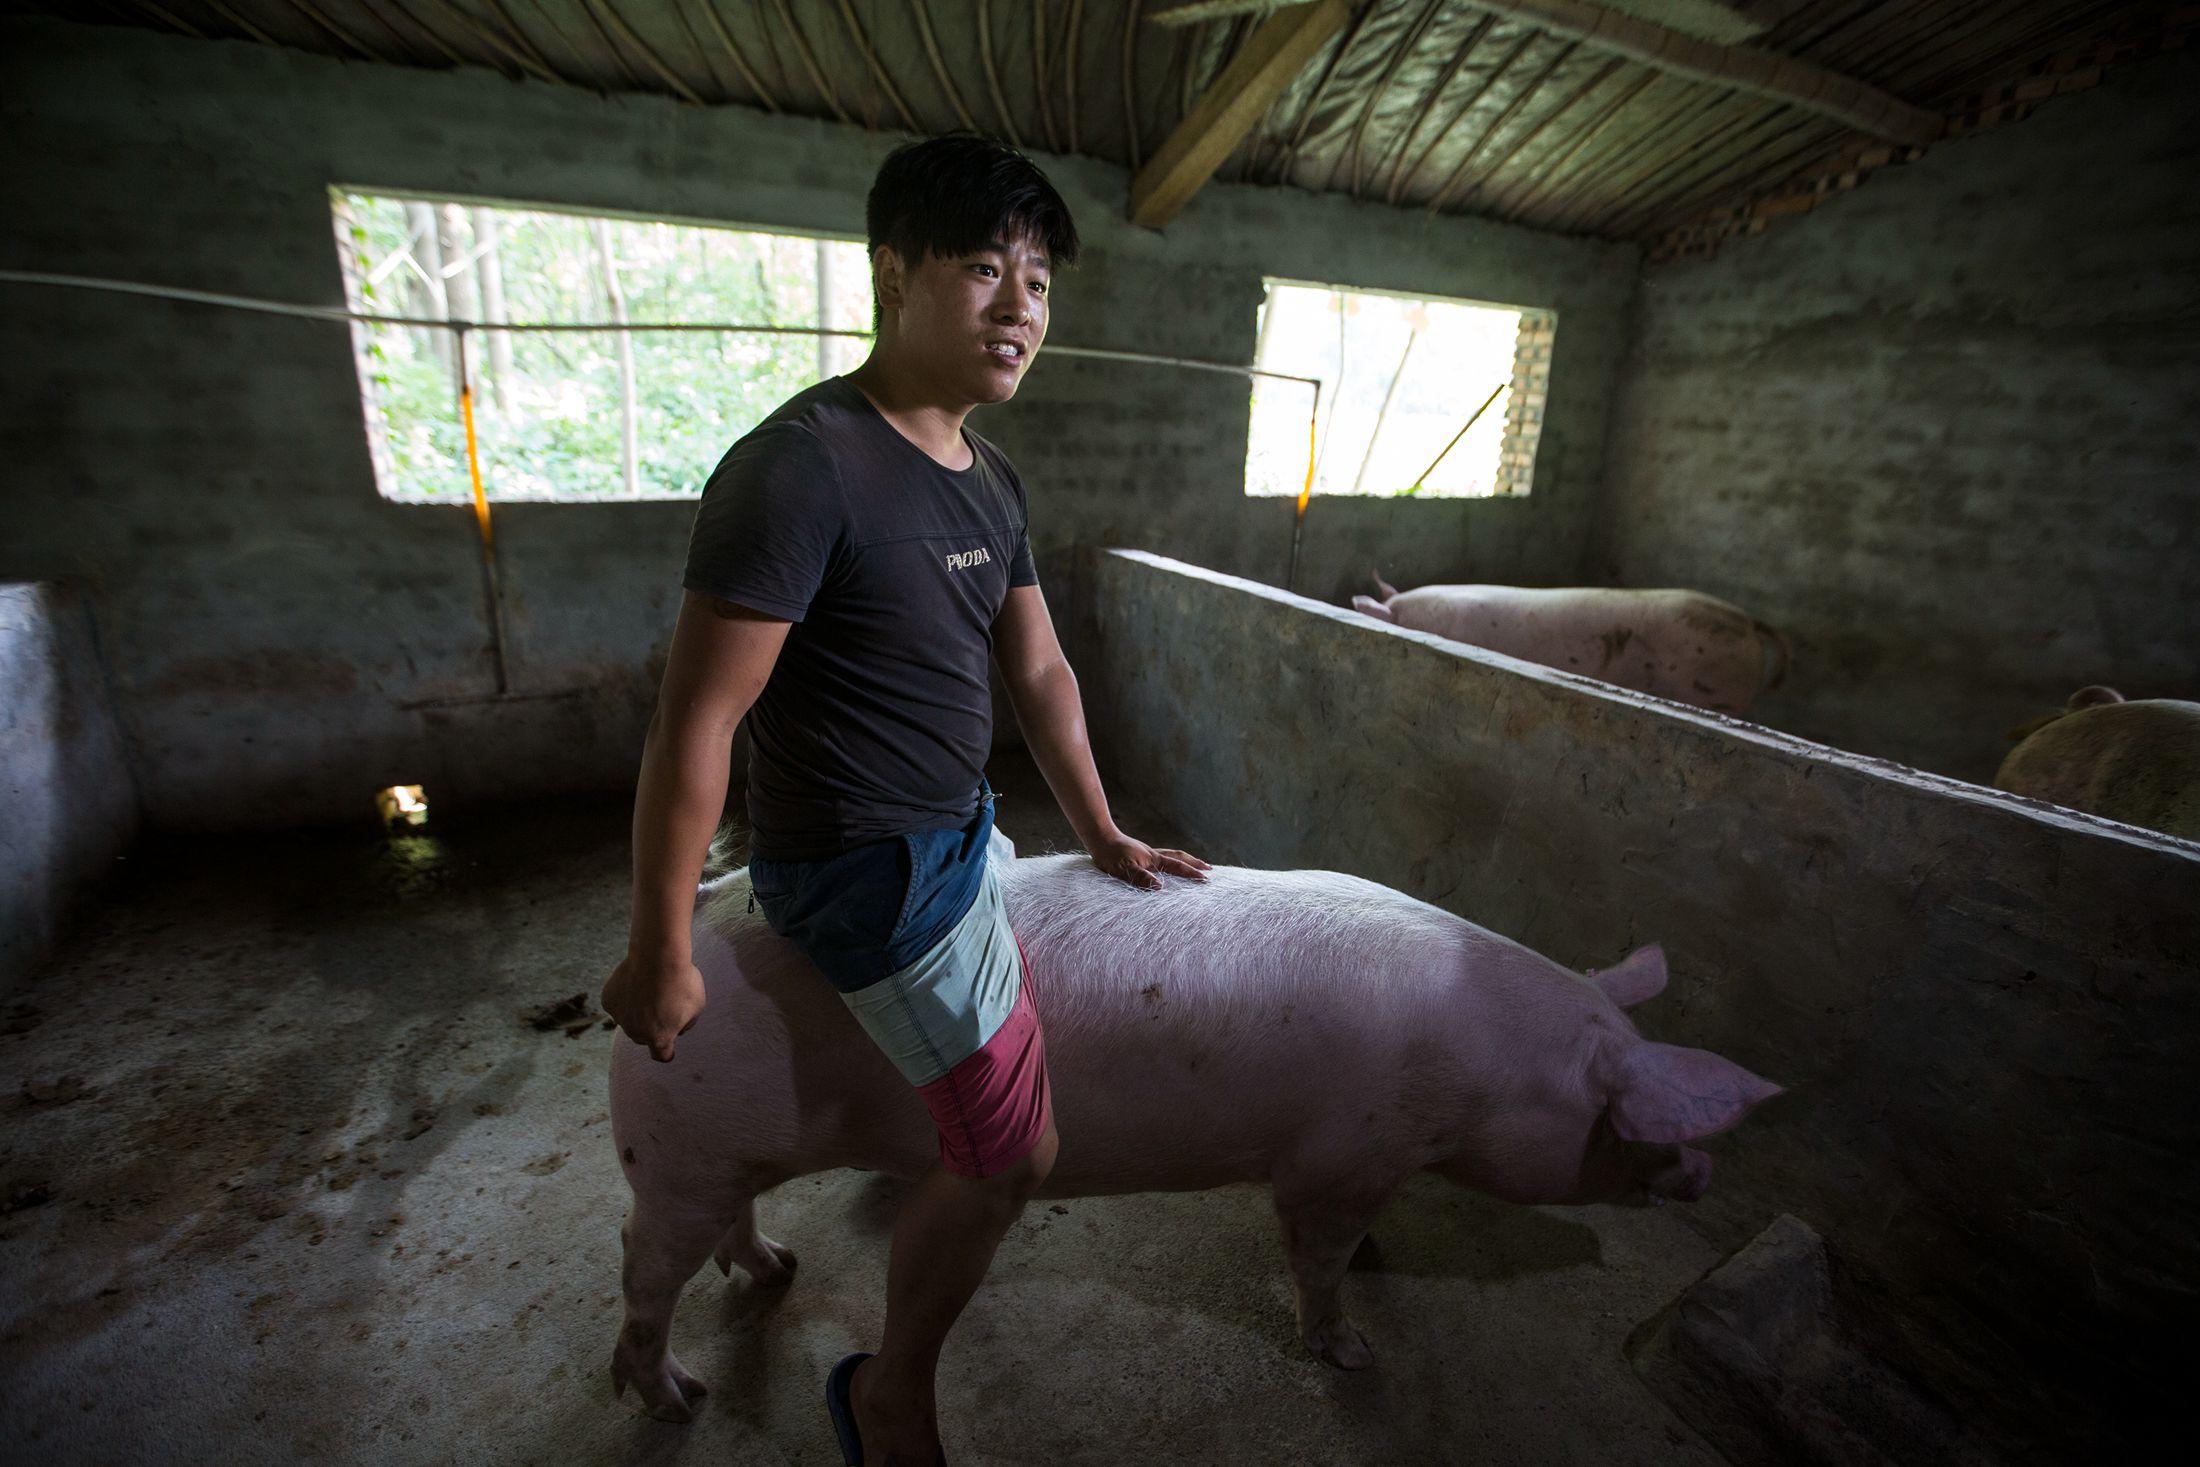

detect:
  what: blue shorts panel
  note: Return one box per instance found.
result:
[749,782,997,993]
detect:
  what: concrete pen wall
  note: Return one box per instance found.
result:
[0,17,1636,830]
[1593,47,2200,786]
[1083,548,2200,1461]
[1,582,139,987]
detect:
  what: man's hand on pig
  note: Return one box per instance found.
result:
[1085,830,1210,890]
[602,954,706,1062]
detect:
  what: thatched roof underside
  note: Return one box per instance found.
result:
[19,1,2181,243]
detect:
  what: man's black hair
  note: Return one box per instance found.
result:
[865,134,1081,325]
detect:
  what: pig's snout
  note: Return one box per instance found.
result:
[1647,1147,1712,1205]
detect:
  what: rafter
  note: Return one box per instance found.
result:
[1064,0,1085,151]
[587,0,705,104]
[559,0,643,89]
[1124,0,1146,168]
[1466,0,1944,143]
[419,0,558,83]
[275,0,388,62]
[1492,63,1656,217]
[1392,26,1537,205]
[1327,0,1447,198]
[906,0,975,131]
[1145,0,1296,27]
[1425,39,1579,213]
[382,0,472,67]
[481,0,555,75]
[1380,12,1496,206]
[977,0,1025,147]
[1442,53,1622,214]
[1129,0,1351,227]
[694,0,779,111]
[1269,0,1374,183]
[831,0,919,132]
[1033,0,1060,149]
[1156,0,1943,144]
[201,0,281,47]
[769,0,851,124]
[126,1,205,40]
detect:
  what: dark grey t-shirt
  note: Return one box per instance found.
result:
[682,375,1038,860]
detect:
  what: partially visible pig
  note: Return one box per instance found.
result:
[1351,575,1790,716]
[608,851,1781,1419]
[1995,686,2200,841]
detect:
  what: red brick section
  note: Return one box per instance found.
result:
[1647,7,2200,263]
[1497,309,1558,498]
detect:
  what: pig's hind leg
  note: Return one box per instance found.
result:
[611,1197,725,1422]
[1273,1182,1394,1370]
[711,1193,797,1284]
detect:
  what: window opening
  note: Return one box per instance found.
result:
[330,191,874,502]
[1245,280,1554,500]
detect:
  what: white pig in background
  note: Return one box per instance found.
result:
[1351,574,1790,717]
[1996,686,2200,841]
[607,845,1782,1420]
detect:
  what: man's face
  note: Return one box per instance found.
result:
[877,232,1051,404]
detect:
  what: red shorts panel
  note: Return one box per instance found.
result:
[914,976,1052,1179]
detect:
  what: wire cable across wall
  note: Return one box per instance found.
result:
[0,268,1329,696]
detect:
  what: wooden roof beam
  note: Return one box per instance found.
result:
[1145,1,1300,26]
[1465,0,1944,145]
[1146,0,1943,146]
[1128,0,1352,228]
[1148,0,1777,45]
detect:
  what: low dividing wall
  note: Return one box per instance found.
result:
[2,581,138,986]
[1084,550,2199,1459]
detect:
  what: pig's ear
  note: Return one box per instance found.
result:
[1608,1043,1783,1144]
[1351,595,1396,623]
[1590,944,1666,1008]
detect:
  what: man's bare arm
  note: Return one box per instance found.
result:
[992,583,1208,891]
[602,592,791,1060]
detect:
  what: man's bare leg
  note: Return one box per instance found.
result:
[850,1122,1059,1464]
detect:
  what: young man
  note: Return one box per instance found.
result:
[601,135,1207,1465]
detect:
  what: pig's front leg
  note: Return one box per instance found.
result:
[1272,1179,1397,1370]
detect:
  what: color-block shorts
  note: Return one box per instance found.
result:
[747,789,1052,1179]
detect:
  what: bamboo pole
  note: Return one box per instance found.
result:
[1351,327,1418,495]
[590,220,640,497]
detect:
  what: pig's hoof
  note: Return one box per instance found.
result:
[1305,1318,1375,1370]
[714,1233,798,1285]
[611,1345,709,1423]
[755,1238,798,1283]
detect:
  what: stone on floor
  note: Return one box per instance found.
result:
[1628,1214,1996,1467]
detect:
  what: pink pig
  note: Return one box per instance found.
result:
[608,848,1782,1419]
[1351,576,1791,717]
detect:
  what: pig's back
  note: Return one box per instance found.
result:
[1995,699,2200,840]
[1391,585,1768,712]
[1001,856,1469,1035]
[1000,856,1502,1191]
[642,856,1507,1195]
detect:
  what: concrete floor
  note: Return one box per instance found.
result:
[1,752,1729,1465]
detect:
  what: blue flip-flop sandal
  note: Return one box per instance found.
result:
[824,1353,948,1466]
[825,1352,871,1466]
